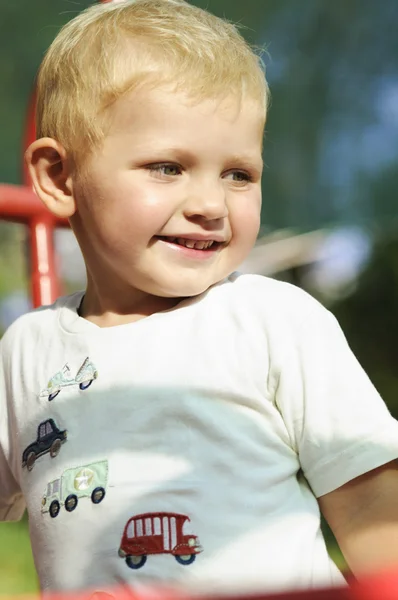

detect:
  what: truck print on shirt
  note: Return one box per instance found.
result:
[41,460,108,518]
[118,512,203,569]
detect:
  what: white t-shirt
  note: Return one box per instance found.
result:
[1,273,398,596]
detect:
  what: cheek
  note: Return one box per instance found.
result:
[101,178,173,230]
[87,189,161,239]
[230,198,261,241]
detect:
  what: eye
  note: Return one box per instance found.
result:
[223,170,253,184]
[147,163,182,177]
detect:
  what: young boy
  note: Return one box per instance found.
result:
[1,0,398,596]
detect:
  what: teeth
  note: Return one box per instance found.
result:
[194,241,207,250]
[178,238,195,248]
[178,238,215,250]
[163,237,216,250]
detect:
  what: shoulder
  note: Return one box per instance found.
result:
[202,273,342,358]
[0,292,82,358]
[210,272,327,325]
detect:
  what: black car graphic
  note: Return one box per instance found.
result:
[22,419,67,471]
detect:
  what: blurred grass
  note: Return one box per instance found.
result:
[0,515,38,594]
[0,516,347,595]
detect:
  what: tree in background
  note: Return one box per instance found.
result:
[333,231,398,419]
[1,0,398,231]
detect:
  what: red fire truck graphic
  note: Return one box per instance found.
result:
[118,512,203,569]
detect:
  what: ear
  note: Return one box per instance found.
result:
[25,138,76,218]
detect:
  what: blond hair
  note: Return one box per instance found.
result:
[36,0,269,163]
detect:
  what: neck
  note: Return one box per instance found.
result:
[78,278,182,328]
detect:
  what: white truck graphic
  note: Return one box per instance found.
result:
[41,460,108,518]
[40,357,98,401]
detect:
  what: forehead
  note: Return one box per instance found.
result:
[105,87,265,151]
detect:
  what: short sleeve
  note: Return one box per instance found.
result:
[275,300,398,498]
[0,338,26,520]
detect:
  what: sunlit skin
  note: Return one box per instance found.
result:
[27,87,265,326]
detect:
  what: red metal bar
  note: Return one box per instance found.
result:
[7,572,398,600]
[0,182,68,308]
[20,84,65,307]
[0,78,66,307]
[0,184,68,227]
[0,0,115,309]
[30,217,61,307]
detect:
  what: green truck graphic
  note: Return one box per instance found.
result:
[41,460,108,518]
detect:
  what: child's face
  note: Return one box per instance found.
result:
[71,87,264,300]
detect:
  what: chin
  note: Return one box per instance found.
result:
[164,285,210,299]
[158,278,221,299]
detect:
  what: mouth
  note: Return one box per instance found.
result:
[156,236,224,251]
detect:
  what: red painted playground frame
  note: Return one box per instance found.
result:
[0,89,67,308]
[1,2,398,597]
[0,0,114,309]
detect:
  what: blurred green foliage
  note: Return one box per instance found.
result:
[2,0,398,230]
[0,224,27,298]
[334,233,398,420]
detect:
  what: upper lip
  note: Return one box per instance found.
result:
[158,234,227,243]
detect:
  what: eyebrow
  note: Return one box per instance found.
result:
[174,148,264,169]
[228,154,264,170]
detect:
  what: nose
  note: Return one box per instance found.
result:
[182,180,229,222]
